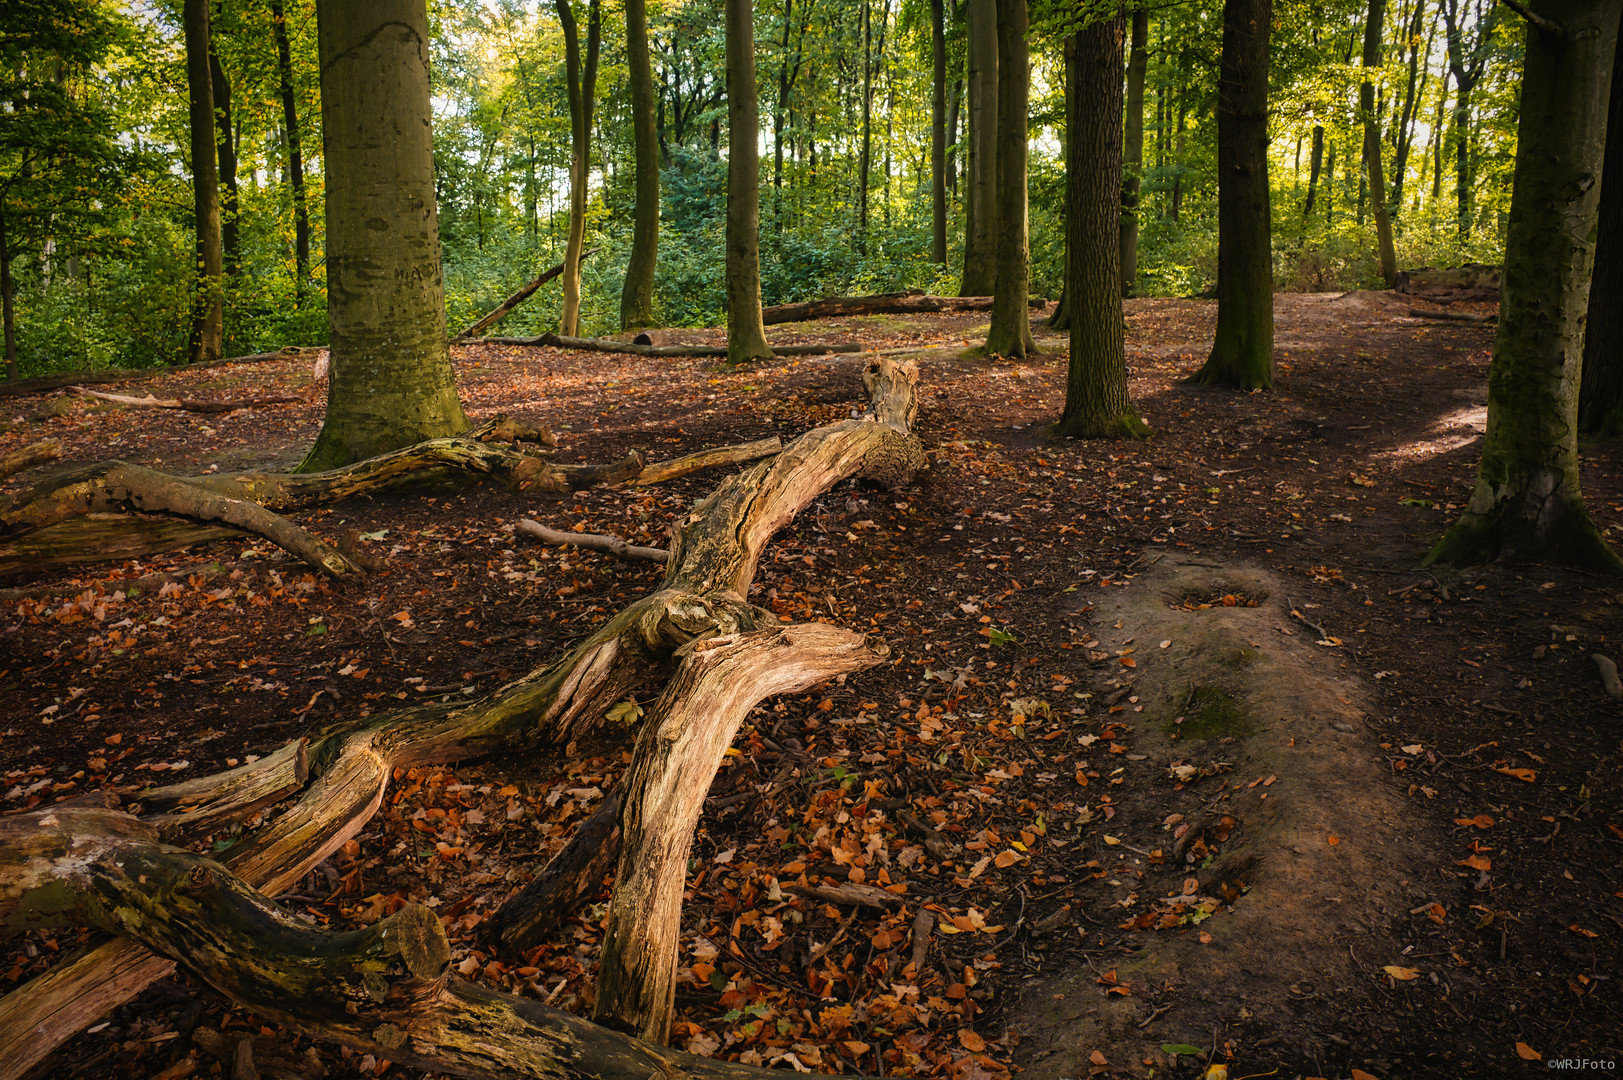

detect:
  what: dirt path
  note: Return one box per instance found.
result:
[1,291,1619,1079]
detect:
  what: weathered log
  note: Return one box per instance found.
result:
[0,359,922,1073]
[0,418,569,579]
[513,333,865,359]
[454,248,600,340]
[761,290,1047,326]
[488,789,624,952]
[626,436,784,487]
[595,625,889,1043]
[72,387,305,413]
[0,808,791,1080]
[0,438,59,480]
[1394,264,1501,303]
[517,519,668,563]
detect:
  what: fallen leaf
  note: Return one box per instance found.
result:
[1456,854,1492,871]
[1327,834,1341,846]
[1090,1050,1108,1066]
[1383,965,1420,980]
[958,1030,987,1052]
[1516,1042,1541,1061]
[1454,815,1494,828]
[1494,766,1536,782]
[1568,925,1599,938]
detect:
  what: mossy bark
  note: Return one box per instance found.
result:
[618,0,660,331]
[957,0,999,297]
[1427,0,1623,573]
[983,0,1035,359]
[1187,0,1275,391]
[303,0,468,470]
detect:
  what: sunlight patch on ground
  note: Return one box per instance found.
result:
[1372,403,1487,461]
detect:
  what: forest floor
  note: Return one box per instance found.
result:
[1,290,1620,1080]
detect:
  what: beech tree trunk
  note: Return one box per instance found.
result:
[1427,0,1622,573]
[557,0,600,337]
[619,0,660,330]
[183,0,224,364]
[983,0,1034,359]
[958,0,998,296]
[724,0,773,363]
[303,0,469,470]
[271,0,310,300]
[1188,0,1275,390]
[931,0,948,265]
[1120,4,1148,298]
[1360,0,1398,287]
[1050,21,1150,440]
[208,44,240,280]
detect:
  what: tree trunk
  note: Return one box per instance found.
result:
[1580,10,1623,436]
[1050,23,1150,440]
[983,0,1034,359]
[557,0,600,338]
[724,0,773,363]
[1,210,15,381]
[620,0,660,330]
[1361,0,1398,286]
[302,0,469,470]
[1303,124,1325,222]
[958,0,998,295]
[947,76,962,195]
[931,0,948,265]
[270,0,310,300]
[1389,0,1430,217]
[183,0,223,365]
[1120,4,1148,298]
[1427,0,1623,573]
[1187,0,1274,389]
[208,44,239,281]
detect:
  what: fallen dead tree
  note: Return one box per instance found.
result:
[454,248,601,340]
[70,386,305,413]
[1394,263,1501,304]
[0,420,783,579]
[494,333,865,359]
[0,358,921,1078]
[0,347,318,399]
[761,289,1046,326]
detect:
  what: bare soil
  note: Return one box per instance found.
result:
[1,290,1620,1080]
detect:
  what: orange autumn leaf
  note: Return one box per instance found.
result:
[1120,656,1137,668]
[1456,854,1491,871]
[1516,1042,1542,1061]
[993,849,1022,869]
[1568,924,1599,939]
[1494,766,1536,782]
[1090,1050,1109,1066]
[958,1030,987,1052]
[1351,1070,1379,1080]
[1326,834,1342,846]
[1454,814,1494,828]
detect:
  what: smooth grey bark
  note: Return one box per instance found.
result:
[302,0,468,470]
[1428,0,1623,573]
[1360,0,1398,285]
[983,0,1034,358]
[1120,4,1148,297]
[619,0,659,330]
[958,0,997,295]
[556,0,601,337]
[723,0,772,363]
[1050,22,1149,440]
[1188,0,1274,389]
[183,0,223,364]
